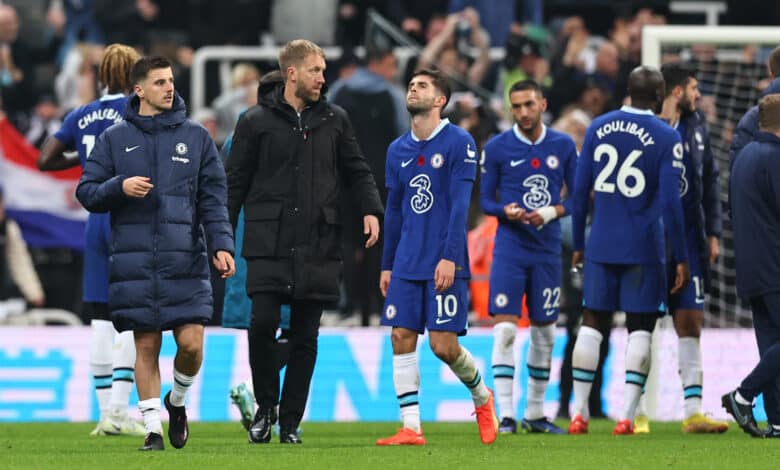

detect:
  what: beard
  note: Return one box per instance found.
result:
[678,95,696,116]
[517,116,541,134]
[295,83,321,104]
[406,97,435,116]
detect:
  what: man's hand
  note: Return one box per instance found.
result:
[122,176,154,198]
[708,236,720,264]
[434,259,456,292]
[363,215,380,248]
[504,202,525,222]
[571,250,584,268]
[670,261,690,295]
[525,205,561,227]
[212,250,236,278]
[380,270,392,297]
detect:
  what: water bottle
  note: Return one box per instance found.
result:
[570,263,584,290]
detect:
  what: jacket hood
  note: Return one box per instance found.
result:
[761,77,780,98]
[258,77,329,112]
[125,91,187,133]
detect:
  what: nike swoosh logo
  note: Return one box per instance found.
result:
[435,318,452,325]
[466,144,476,158]
[695,298,704,304]
[401,158,414,167]
[510,159,526,167]
[125,145,140,152]
[545,310,556,316]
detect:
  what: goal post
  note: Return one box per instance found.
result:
[642,25,780,68]
[640,24,780,420]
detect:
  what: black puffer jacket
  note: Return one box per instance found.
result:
[226,81,383,301]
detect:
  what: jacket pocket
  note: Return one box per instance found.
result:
[318,206,342,260]
[242,202,283,257]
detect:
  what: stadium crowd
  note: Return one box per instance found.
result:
[0,0,771,324]
[2,0,780,448]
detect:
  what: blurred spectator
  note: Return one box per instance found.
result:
[328,48,360,84]
[577,76,612,118]
[55,42,102,111]
[0,188,45,307]
[0,4,37,128]
[448,0,516,47]
[213,63,260,143]
[186,0,269,48]
[336,1,388,47]
[386,0,449,44]
[447,92,500,228]
[24,95,62,149]
[192,107,219,144]
[499,34,551,113]
[549,36,623,118]
[418,7,490,92]
[270,0,339,46]
[94,0,149,47]
[551,107,591,151]
[329,48,408,326]
[54,0,104,65]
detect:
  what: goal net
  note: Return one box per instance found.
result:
[643,26,780,327]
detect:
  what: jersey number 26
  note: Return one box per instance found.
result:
[593,143,645,198]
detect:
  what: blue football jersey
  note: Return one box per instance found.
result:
[480,124,577,262]
[572,105,687,264]
[381,119,477,280]
[54,94,127,168]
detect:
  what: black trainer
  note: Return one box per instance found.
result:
[279,428,302,444]
[722,390,763,437]
[249,408,276,443]
[139,432,164,451]
[164,391,189,448]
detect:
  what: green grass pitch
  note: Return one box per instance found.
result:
[1,420,776,469]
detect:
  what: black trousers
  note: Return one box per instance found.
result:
[740,293,780,424]
[248,293,323,429]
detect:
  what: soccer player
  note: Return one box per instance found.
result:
[569,66,689,435]
[633,63,728,434]
[376,69,498,446]
[38,43,145,437]
[480,80,577,434]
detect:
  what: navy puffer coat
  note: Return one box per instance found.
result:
[76,93,234,331]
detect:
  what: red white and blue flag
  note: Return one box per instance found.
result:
[0,118,86,251]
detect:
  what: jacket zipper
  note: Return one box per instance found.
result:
[152,132,159,324]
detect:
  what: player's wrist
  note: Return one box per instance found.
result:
[537,206,558,224]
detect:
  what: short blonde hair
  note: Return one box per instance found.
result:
[278,39,325,80]
[759,93,780,132]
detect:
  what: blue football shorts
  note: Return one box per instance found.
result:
[488,257,560,322]
[381,277,469,335]
[583,260,667,313]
